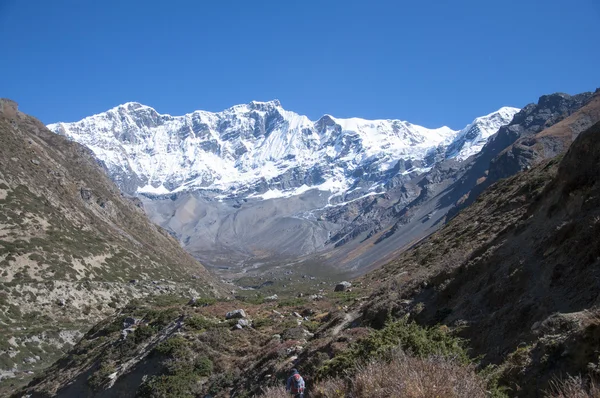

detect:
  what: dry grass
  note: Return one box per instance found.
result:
[260,352,487,398]
[545,376,600,398]
[349,353,486,398]
[257,385,289,398]
[311,378,346,397]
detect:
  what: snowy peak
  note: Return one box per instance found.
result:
[47,102,519,199]
[446,106,520,161]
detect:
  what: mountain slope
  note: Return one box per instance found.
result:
[320,90,600,275]
[362,120,600,396]
[445,90,599,220]
[0,99,225,390]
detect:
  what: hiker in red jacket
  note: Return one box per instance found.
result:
[286,368,305,397]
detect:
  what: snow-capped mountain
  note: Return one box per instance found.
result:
[47,101,519,201]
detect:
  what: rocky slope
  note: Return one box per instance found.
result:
[0,100,225,391]
[47,102,519,272]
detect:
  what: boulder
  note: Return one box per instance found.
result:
[264,294,278,302]
[334,281,352,292]
[238,319,250,327]
[226,309,247,319]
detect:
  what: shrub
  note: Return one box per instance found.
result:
[282,326,307,341]
[207,370,237,395]
[137,372,200,398]
[259,353,487,398]
[147,308,179,329]
[311,377,346,397]
[133,325,155,343]
[194,356,213,377]
[350,353,486,398]
[318,316,469,378]
[155,336,189,357]
[185,315,216,331]
[252,317,275,329]
[303,320,320,333]
[545,375,600,398]
[332,290,360,305]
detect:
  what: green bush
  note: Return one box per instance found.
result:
[155,336,189,357]
[133,325,155,343]
[252,317,274,329]
[137,373,199,398]
[194,356,213,376]
[147,308,179,329]
[150,295,188,308]
[303,320,320,333]
[332,290,360,305]
[318,316,470,378]
[185,316,216,331]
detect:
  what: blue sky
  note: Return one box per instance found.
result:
[0,0,598,129]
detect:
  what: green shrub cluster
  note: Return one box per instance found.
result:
[185,315,217,331]
[252,317,274,329]
[155,336,189,357]
[318,316,469,378]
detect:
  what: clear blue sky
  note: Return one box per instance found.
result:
[1,0,598,129]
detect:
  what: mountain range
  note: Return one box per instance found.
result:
[48,101,518,199]
[47,102,520,272]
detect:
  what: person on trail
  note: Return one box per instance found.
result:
[286,368,305,397]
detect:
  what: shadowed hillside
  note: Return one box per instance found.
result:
[363,120,600,396]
